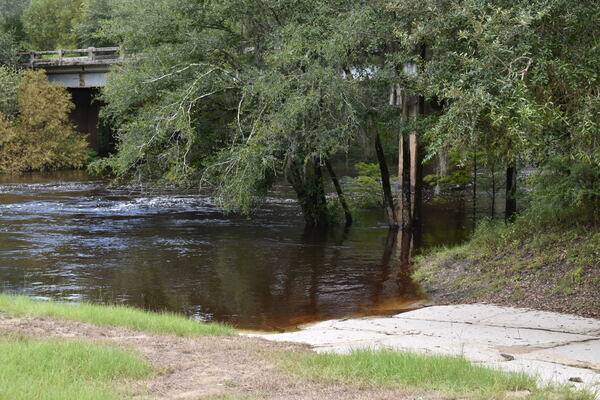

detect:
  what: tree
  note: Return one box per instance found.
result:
[94,0,366,227]
[0,0,27,65]
[22,0,85,49]
[75,0,115,48]
[0,0,29,43]
[0,66,20,117]
[0,70,88,173]
[389,0,600,224]
[95,0,599,228]
[0,31,21,68]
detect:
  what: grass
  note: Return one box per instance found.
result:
[286,349,595,399]
[0,334,152,400]
[412,217,600,316]
[0,294,236,336]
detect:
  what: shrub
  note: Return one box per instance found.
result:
[0,70,88,173]
[343,162,386,208]
[526,157,600,226]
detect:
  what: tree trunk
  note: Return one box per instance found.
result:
[491,163,496,218]
[505,163,517,222]
[397,91,423,229]
[287,159,329,228]
[369,115,398,227]
[472,151,477,223]
[325,159,352,226]
[399,131,412,228]
[435,148,448,196]
[411,95,425,225]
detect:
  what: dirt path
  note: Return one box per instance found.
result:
[0,314,435,400]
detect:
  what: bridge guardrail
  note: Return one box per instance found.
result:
[22,47,123,68]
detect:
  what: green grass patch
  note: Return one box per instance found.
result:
[0,294,236,336]
[286,349,594,399]
[0,335,152,400]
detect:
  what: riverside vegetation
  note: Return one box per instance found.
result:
[0,68,88,173]
[0,0,597,230]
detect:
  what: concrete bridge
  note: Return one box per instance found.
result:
[24,47,123,154]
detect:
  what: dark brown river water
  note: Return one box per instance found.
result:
[0,171,471,331]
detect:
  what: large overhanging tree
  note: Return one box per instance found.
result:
[96,0,598,227]
[95,0,397,227]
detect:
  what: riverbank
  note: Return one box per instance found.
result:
[413,221,600,319]
[1,296,596,399]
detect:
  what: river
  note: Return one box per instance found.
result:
[0,171,470,331]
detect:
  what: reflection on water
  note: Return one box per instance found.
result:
[0,171,471,331]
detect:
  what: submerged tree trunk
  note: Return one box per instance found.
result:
[491,163,496,218]
[435,148,448,196]
[399,130,412,228]
[397,90,421,229]
[472,151,477,223]
[411,95,425,225]
[325,159,352,226]
[505,163,517,222]
[368,115,398,227]
[287,159,329,228]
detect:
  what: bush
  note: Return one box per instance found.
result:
[0,30,22,67]
[526,158,599,226]
[0,70,88,173]
[343,162,386,208]
[0,66,20,117]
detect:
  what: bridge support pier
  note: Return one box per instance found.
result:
[67,88,113,156]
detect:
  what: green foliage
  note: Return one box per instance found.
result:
[91,0,242,186]
[0,70,88,173]
[389,0,599,221]
[22,0,85,49]
[0,66,20,116]
[75,0,114,47]
[89,0,598,226]
[0,30,22,66]
[342,163,385,209]
[424,151,472,188]
[526,157,599,225]
[0,0,29,44]
[0,335,152,400]
[92,0,375,224]
[0,294,237,336]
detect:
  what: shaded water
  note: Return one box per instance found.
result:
[0,171,470,331]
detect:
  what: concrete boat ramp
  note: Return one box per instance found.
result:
[250,304,600,394]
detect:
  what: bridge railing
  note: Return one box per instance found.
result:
[22,47,123,68]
